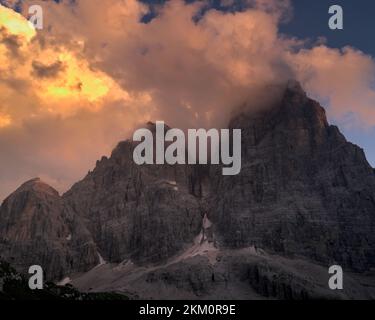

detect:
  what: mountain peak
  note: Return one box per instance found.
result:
[286,79,306,95]
[281,79,309,107]
[15,177,59,198]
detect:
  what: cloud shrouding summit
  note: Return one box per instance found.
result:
[0,0,374,199]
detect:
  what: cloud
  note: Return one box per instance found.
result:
[33,0,374,128]
[26,0,294,128]
[0,27,22,55]
[32,59,66,78]
[0,0,375,199]
[0,3,152,200]
[289,45,375,127]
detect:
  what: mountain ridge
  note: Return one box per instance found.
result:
[1,83,375,298]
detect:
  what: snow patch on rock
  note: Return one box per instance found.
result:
[57,277,71,286]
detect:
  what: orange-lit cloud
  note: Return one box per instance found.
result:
[0,113,11,127]
[0,3,35,40]
[289,46,375,127]
[0,2,152,199]
[0,4,143,120]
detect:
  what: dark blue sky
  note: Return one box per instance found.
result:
[282,0,375,57]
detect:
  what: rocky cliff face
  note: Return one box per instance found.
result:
[63,135,205,265]
[1,83,375,293]
[210,82,375,271]
[0,178,98,280]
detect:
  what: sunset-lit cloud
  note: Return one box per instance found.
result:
[0,2,153,199]
[0,0,375,200]
[0,113,11,127]
[289,45,375,127]
[0,3,35,40]
[0,4,141,120]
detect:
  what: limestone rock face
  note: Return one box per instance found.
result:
[63,139,204,264]
[210,82,375,271]
[0,178,98,280]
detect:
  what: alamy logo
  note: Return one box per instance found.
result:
[133,121,241,175]
[328,265,343,290]
[28,265,43,290]
[28,5,43,30]
[328,5,343,30]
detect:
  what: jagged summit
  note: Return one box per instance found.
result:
[285,79,307,96]
[109,121,174,161]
